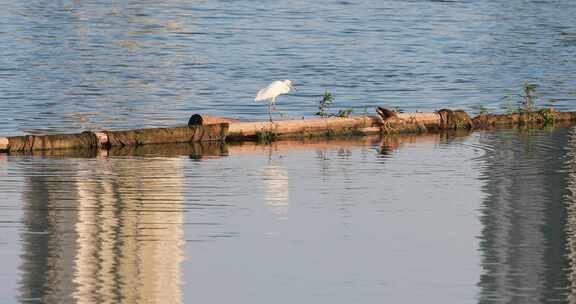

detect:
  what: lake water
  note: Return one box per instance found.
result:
[1,0,576,303]
[1,0,576,135]
[1,128,576,303]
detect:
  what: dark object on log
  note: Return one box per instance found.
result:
[436,109,473,130]
[376,108,441,134]
[376,107,398,121]
[188,114,240,126]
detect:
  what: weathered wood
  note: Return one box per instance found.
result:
[472,109,576,128]
[104,124,228,147]
[0,124,228,152]
[227,116,382,140]
[3,108,576,153]
[7,132,99,152]
[0,137,8,151]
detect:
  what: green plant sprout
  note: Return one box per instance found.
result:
[315,90,354,118]
[502,81,540,114]
[316,91,334,117]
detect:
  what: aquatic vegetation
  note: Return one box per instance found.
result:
[540,108,558,125]
[499,82,559,125]
[315,90,354,118]
[316,91,334,117]
[257,127,278,143]
[502,81,542,114]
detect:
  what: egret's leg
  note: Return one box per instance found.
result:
[268,100,272,122]
[269,98,276,122]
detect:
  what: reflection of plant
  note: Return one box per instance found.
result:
[315,90,353,118]
[257,128,277,143]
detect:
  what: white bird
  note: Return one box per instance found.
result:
[255,80,296,122]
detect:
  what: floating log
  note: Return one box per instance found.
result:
[190,111,446,138]
[103,124,227,147]
[2,108,576,154]
[471,109,576,128]
[226,116,382,140]
[0,124,227,153]
[6,132,100,152]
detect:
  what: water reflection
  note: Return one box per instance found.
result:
[262,165,290,218]
[477,127,572,303]
[11,127,576,302]
[19,156,186,303]
[565,127,576,304]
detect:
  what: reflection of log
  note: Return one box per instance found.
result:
[108,141,228,159]
[227,136,383,155]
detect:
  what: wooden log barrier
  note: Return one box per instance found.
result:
[104,124,228,147]
[2,108,576,153]
[226,116,382,140]
[6,132,99,152]
[471,109,576,128]
[0,124,228,153]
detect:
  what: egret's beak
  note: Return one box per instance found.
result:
[290,84,297,91]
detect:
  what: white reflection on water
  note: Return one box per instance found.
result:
[262,165,290,218]
[18,157,185,304]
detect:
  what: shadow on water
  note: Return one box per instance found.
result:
[476,126,576,303]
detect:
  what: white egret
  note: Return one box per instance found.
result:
[255,80,296,122]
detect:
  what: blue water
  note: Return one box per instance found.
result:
[1,0,575,135]
[2,1,576,303]
[2,128,576,303]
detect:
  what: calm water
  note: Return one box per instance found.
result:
[1,127,576,303]
[1,0,576,135]
[2,0,576,303]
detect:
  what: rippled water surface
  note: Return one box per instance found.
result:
[2,0,576,303]
[1,0,576,135]
[2,127,576,303]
